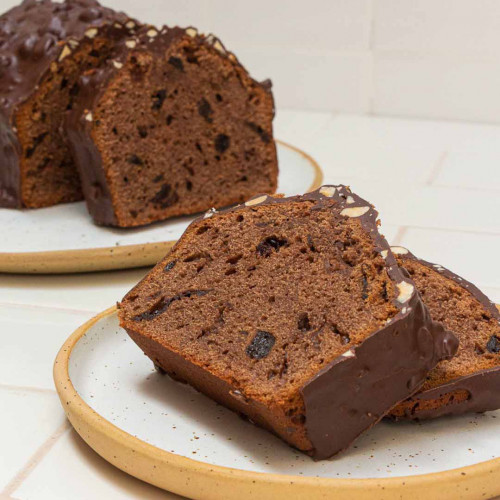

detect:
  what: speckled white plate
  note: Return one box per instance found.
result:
[54,307,500,500]
[0,141,323,274]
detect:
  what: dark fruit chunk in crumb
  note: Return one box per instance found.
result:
[127,154,143,165]
[256,237,287,257]
[164,260,177,272]
[214,134,230,153]
[151,89,167,110]
[133,289,211,321]
[486,335,500,353]
[298,313,311,332]
[245,121,270,143]
[246,331,276,359]
[25,132,48,158]
[168,56,184,71]
[198,98,213,123]
[150,184,179,208]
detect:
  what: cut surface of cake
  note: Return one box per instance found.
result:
[118,186,457,459]
[388,246,500,420]
[66,24,277,227]
[0,0,129,208]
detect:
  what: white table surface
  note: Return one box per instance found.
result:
[1,110,499,500]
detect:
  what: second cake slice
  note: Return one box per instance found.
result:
[118,186,457,459]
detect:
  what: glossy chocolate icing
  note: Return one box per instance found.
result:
[0,0,128,207]
[122,185,458,459]
[65,23,275,226]
[389,246,500,420]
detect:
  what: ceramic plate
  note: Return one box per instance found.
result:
[54,307,500,500]
[0,141,322,274]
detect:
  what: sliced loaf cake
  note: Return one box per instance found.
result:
[66,24,277,227]
[118,186,457,459]
[388,247,500,420]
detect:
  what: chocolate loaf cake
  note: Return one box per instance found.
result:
[0,0,129,208]
[66,25,277,227]
[118,186,457,459]
[388,247,500,420]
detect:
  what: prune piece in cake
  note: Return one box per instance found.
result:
[119,186,456,459]
[66,26,277,227]
[388,246,500,420]
[0,0,131,208]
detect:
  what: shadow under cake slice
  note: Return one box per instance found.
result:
[0,0,130,208]
[388,246,500,420]
[118,185,457,459]
[66,25,278,227]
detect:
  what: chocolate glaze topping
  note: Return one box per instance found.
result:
[0,0,128,207]
[135,186,458,459]
[389,246,500,420]
[65,23,274,226]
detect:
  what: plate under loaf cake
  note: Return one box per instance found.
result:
[66,25,278,227]
[118,186,457,459]
[0,0,128,208]
[388,247,500,420]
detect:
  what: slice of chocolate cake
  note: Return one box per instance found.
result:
[388,247,500,420]
[66,25,278,227]
[118,186,457,459]
[0,0,130,208]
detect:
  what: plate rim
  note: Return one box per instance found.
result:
[53,306,500,500]
[0,139,323,275]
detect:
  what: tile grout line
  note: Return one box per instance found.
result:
[0,301,101,315]
[390,226,408,246]
[0,384,57,395]
[425,150,449,185]
[401,223,500,237]
[2,421,71,497]
[367,0,376,115]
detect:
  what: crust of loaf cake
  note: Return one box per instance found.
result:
[388,247,500,420]
[0,0,128,208]
[66,24,277,227]
[119,186,458,459]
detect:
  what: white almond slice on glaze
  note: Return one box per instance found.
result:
[245,195,267,207]
[319,186,336,197]
[112,60,123,69]
[342,350,355,358]
[125,21,136,29]
[391,246,409,255]
[85,28,98,39]
[125,40,137,49]
[340,206,370,218]
[380,249,388,259]
[346,195,355,204]
[58,45,71,61]
[185,28,198,37]
[84,112,93,122]
[396,281,414,303]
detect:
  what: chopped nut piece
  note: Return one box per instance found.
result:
[319,186,336,197]
[245,195,267,207]
[340,206,370,218]
[396,281,414,303]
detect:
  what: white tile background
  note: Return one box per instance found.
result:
[0,110,499,499]
[5,0,500,121]
[1,0,500,497]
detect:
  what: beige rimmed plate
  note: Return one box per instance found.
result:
[54,306,500,500]
[0,140,323,274]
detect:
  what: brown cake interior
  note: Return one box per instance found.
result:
[89,35,277,227]
[120,199,399,451]
[15,38,117,208]
[394,257,500,406]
